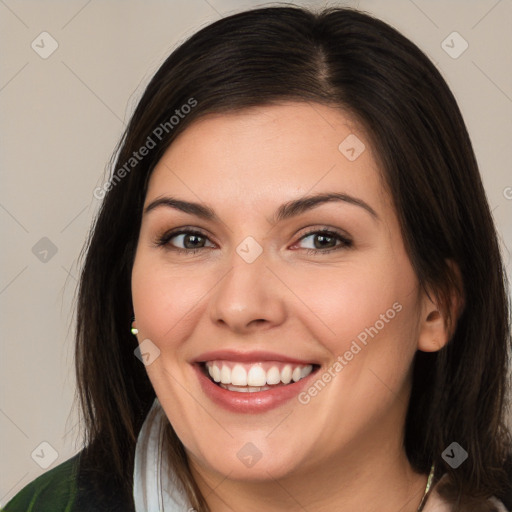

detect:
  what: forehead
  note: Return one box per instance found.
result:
[145,102,389,215]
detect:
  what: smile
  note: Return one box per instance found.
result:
[193,351,320,413]
[205,361,314,392]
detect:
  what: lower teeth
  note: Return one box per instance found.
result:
[219,383,284,392]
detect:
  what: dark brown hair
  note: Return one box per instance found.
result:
[75,5,512,511]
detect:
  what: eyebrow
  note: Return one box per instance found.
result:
[144,192,379,224]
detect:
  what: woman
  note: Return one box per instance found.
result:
[3,5,511,512]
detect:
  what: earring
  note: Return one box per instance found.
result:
[131,318,138,335]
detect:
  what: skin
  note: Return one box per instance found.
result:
[131,102,453,512]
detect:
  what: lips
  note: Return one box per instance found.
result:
[193,350,320,413]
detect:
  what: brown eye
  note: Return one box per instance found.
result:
[156,229,215,254]
[296,229,352,255]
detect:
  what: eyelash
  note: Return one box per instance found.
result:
[155,227,353,256]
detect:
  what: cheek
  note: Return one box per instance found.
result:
[298,260,411,354]
[301,255,421,408]
[295,265,421,440]
[131,252,211,343]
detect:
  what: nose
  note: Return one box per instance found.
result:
[208,247,287,335]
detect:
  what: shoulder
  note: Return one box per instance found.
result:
[2,449,135,512]
[423,475,510,512]
[2,453,80,511]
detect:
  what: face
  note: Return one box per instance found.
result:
[131,102,428,483]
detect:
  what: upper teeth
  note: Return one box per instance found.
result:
[206,361,313,387]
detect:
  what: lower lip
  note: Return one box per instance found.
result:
[193,364,317,414]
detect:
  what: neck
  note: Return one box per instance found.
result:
[188,438,428,512]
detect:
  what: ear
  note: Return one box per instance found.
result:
[417,260,464,353]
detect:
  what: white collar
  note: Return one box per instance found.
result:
[133,397,192,512]
[423,478,509,512]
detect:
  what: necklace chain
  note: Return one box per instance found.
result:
[416,464,436,512]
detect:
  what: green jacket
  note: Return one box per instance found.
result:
[2,451,135,512]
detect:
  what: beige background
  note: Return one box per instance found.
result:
[1,0,511,505]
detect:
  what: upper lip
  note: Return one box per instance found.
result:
[192,350,318,365]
